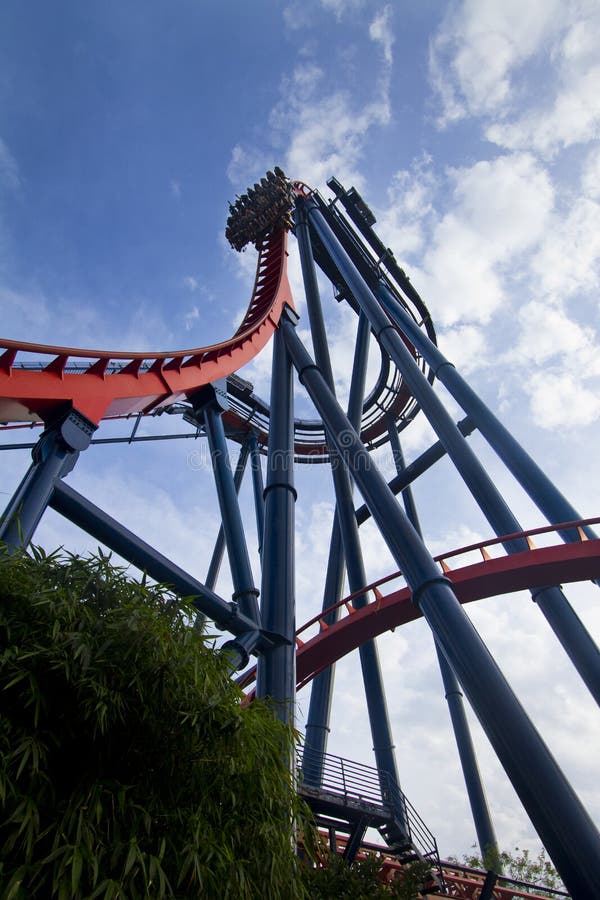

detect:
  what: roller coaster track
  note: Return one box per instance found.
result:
[239,518,600,694]
[0,228,293,426]
[0,184,434,460]
[323,835,568,899]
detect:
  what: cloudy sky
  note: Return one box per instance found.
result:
[1,0,599,864]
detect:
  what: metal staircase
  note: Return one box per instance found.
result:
[298,749,444,890]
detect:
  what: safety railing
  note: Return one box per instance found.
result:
[297,749,440,865]
[0,229,293,425]
[233,516,600,694]
[0,230,288,375]
[382,773,439,864]
[439,860,570,899]
[299,748,385,808]
[293,516,600,649]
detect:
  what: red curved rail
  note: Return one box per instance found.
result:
[0,229,293,425]
[239,519,600,694]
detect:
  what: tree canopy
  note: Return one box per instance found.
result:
[455,845,565,896]
[300,850,434,899]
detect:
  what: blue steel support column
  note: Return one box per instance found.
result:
[303,313,372,785]
[0,409,95,549]
[296,200,405,815]
[302,518,345,784]
[304,195,526,550]
[377,281,597,543]
[306,197,600,707]
[347,312,371,427]
[248,432,265,560]
[193,390,260,625]
[355,416,476,526]
[528,583,600,707]
[388,417,499,863]
[377,283,600,707]
[281,318,600,897]
[255,312,296,728]
[438,653,499,863]
[205,442,250,591]
[386,416,421,529]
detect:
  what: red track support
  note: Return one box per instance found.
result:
[238,520,600,695]
[0,229,293,425]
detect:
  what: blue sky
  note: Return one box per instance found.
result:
[2,0,600,863]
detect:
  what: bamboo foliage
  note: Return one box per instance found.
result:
[0,547,305,899]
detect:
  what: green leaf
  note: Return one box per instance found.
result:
[123,840,138,877]
[3,865,27,900]
[71,847,83,894]
[0,547,308,898]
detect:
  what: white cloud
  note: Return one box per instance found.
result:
[282,3,313,31]
[290,62,323,94]
[376,156,437,260]
[502,300,600,428]
[486,4,600,155]
[529,196,600,300]
[488,63,600,156]
[0,138,19,191]
[512,302,600,368]
[581,145,600,200]
[437,324,487,374]
[409,153,554,326]
[182,275,199,291]
[270,63,390,187]
[447,154,553,250]
[229,27,393,193]
[525,370,600,428]
[394,407,437,457]
[430,0,600,157]
[430,0,563,125]
[183,305,200,331]
[369,5,394,67]
[226,144,270,189]
[320,0,365,22]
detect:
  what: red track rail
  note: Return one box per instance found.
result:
[310,833,565,898]
[0,229,293,425]
[239,519,600,694]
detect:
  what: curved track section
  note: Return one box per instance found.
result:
[223,343,412,461]
[0,229,293,425]
[0,179,437,461]
[239,520,600,694]
[296,536,600,691]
